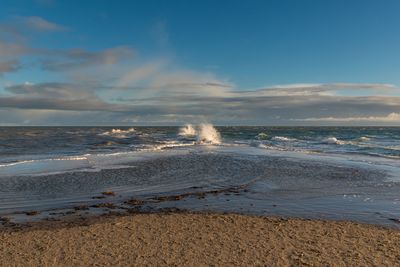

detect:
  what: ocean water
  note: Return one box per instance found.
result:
[0,125,399,226]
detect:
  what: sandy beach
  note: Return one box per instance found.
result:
[1,212,399,266]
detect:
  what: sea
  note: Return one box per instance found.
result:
[0,125,399,226]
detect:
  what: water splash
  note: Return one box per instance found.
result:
[178,123,221,144]
[197,124,221,144]
[178,124,197,137]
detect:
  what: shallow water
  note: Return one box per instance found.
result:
[0,126,399,227]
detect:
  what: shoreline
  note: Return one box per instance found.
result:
[2,151,398,227]
[1,211,399,266]
[2,208,400,232]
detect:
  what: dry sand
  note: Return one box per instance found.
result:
[0,213,399,266]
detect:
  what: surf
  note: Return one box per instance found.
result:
[178,124,221,144]
[99,128,136,138]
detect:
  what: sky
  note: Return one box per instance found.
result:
[0,0,400,126]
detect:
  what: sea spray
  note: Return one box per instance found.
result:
[179,124,197,137]
[197,124,221,144]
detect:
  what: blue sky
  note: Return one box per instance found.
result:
[0,0,400,125]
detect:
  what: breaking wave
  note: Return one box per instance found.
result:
[99,128,136,138]
[323,137,346,145]
[358,136,371,142]
[178,123,221,144]
[152,141,196,150]
[272,136,295,142]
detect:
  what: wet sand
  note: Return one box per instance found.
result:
[0,212,399,266]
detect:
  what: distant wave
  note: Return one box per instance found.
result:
[272,136,296,142]
[95,140,121,147]
[322,137,346,145]
[99,128,136,138]
[258,135,373,145]
[351,143,400,152]
[257,143,288,151]
[358,136,371,142]
[152,141,196,151]
[321,136,377,146]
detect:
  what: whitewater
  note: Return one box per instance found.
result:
[0,125,399,227]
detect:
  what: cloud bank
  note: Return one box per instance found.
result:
[2,81,400,125]
[295,113,400,122]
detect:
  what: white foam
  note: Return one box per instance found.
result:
[0,156,90,177]
[152,141,196,151]
[258,143,289,151]
[272,136,295,142]
[0,147,195,177]
[258,143,272,149]
[0,156,88,168]
[0,160,36,168]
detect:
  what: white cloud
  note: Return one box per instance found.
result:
[148,70,232,97]
[17,16,68,32]
[242,83,397,96]
[116,60,167,87]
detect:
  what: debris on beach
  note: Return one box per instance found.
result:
[25,211,39,216]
